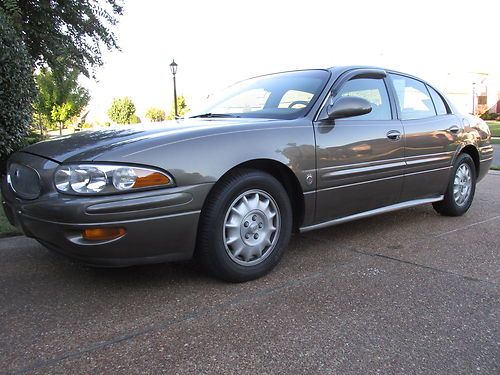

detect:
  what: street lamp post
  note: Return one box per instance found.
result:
[170,59,178,119]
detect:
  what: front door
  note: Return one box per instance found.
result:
[313,75,405,223]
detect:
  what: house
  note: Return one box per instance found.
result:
[441,72,500,116]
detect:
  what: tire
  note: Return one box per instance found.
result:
[197,169,292,282]
[432,153,476,216]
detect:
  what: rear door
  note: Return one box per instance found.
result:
[313,72,405,223]
[387,74,460,200]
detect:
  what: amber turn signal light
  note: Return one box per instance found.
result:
[132,171,170,189]
[82,227,126,241]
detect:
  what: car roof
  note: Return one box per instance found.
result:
[328,65,421,79]
[253,66,426,83]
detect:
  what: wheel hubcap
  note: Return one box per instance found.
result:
[453,163,472,206]
[223,189,281,266]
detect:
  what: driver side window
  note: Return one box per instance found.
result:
[338,78,392,120]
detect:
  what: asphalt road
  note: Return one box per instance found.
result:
[0,174,499,375]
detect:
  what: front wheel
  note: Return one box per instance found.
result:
[197,169,292,282]
[433,153,476,216]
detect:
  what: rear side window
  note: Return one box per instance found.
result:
[337,78,392,120]
[389,74,436,120]
[427,85,449,115]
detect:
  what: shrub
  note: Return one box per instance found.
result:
[145,107,166,122]
[480,112,499,121]
[167,96,190,119]
[18,131,46,148]
[129,114,141,124]
[0,131,45,175]
[0,9,36,160]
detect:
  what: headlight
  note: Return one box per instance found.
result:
[54,164,174,195]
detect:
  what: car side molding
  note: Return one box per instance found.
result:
[299,196,444,232]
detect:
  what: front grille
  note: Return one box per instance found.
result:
[7,162,41,200]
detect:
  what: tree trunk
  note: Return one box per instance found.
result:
[59,122,62,136]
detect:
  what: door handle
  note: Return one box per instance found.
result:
[446,125,460,134]
[386,130,401,141]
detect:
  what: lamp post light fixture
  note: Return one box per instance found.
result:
[170,59,178,119]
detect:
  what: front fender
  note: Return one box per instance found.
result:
[94,120,317,192]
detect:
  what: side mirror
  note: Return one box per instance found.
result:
[325,96,372,120]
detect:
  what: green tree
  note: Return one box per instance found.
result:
[0,0,122,163]
[145,107,166,122]
[167,96,190,119]
[0,8,36,161]
[0,0,124,77]
[34,68,90,135]
[107,97,138,124]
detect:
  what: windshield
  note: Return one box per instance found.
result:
[189,70,330,120]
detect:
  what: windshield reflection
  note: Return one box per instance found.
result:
[189,70,330,120]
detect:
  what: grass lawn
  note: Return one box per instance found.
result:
[486,121,500,137]
[492,138,500,145]
[0,193,21,238]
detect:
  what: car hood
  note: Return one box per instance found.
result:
[21,118,278,163]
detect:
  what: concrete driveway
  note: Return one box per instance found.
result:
[1,174,499,375]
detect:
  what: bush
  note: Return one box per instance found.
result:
[145,107,166,122]
[0,131,45,175]
[129,114,141,124]
[480,112,499,121]
[18,131,46,148]
[0,9,36,161]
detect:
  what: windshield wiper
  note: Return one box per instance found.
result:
[189,113,240,118]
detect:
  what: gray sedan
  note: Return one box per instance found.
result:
[1,66,493,281]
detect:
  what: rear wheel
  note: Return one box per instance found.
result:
[197,169,292,282]
[433,153,476,216]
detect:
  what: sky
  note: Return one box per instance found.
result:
[84,0,500,122]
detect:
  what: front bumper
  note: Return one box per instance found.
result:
[1,152,213,266]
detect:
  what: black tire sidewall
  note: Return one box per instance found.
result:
[199,170,292,282]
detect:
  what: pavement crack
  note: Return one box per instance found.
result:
[8,271,325,375]
[301,220,500,288]
[347,247,498,287]
[409,215,500,246]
